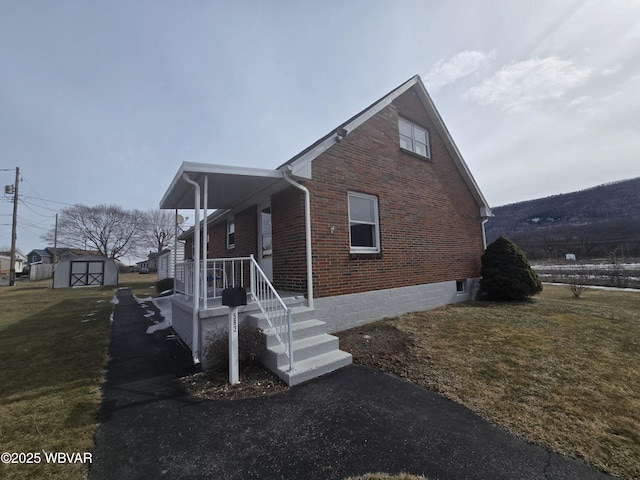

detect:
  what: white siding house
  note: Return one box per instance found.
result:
[157,246,184,281]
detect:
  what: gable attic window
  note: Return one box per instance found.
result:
[226,218,235,249]
[398,117,431,159]
[348,192,380,254]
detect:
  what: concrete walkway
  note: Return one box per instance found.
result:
[90,288,615,480]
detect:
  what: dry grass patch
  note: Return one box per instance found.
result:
[118,272,158,298]
[338,285,640,480]
[0,279,114,480]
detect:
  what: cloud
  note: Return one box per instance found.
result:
[463,56,592,112]
[601,63,622,76]
[424,49,496,89]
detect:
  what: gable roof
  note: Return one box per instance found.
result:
[29,249,52,258]
[162,75,491,222]
[281,75,491,216]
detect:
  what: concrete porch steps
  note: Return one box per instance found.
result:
[246,307,352,386]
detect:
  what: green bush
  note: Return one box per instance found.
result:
[156,277,174,293]
[480,236,542,301]
[205,325,266,370]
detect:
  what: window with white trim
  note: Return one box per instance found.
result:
[226,218,235,249]
[348,192,380,253]
[398,117,431,158]
[456,279,467,293]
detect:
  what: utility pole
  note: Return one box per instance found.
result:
[9,167,19,286]
[52,213,58,265]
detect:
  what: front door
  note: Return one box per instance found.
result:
[258,203,273,281]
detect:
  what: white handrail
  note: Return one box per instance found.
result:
[249,254,294,371]
[173,256,294,372]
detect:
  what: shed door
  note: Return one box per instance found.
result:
[70,261,105,286]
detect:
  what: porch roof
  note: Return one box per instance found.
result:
[159,161,288,210]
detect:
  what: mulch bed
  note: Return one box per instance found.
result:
[179,364,288,400]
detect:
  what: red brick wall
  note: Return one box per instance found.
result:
[275,86,485,298]
[272,186,307,292]
[183,206,258,260]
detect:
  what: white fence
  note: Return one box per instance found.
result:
[30,264,54,281]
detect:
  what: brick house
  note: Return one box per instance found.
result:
[160,75,491,385]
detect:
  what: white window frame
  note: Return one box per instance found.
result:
[456,279,467,294]
[398,117,431,159]
[226,218,235,249]
[348,192,381,254]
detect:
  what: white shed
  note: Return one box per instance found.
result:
[53,254,119,288]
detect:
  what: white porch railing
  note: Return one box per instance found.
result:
[175,257,249,300]
[249,255,294,371]
[174,256,294,371]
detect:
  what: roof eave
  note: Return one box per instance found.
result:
[278,75,491,216]
[411,78,492,216]
[279,75,421,178]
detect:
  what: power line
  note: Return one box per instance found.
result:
[17,215,50,230]
[20,194,74,207]
[20,198,59,216]
[21,175,53,211]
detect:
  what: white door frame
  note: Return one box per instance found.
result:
[257,202,273,281]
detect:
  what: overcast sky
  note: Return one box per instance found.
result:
[1,0,639,260]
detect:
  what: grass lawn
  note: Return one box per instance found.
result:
[338,285,640,480]
[0,273,156,480]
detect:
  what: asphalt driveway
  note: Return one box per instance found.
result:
[90,288,615,480]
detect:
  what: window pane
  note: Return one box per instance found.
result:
[398,118,412,137]
[413,126,427,144]
[262,233,272,253]
[350,224,375,247]
[349,195,375,223]
[414,142,427,157]
[227,219,235,247]
[399,135,412,150]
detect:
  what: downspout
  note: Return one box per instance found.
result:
[480,206,492,250]
[283,169,314,309]
[182,173,201,367]
[481,218,489,250]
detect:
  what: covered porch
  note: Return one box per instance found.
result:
[160,162,314,307]
[159,162,321,382]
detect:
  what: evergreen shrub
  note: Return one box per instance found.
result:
[480,236,543,301]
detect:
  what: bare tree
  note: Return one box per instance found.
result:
[42,204,146,260]
[142,209,176,255]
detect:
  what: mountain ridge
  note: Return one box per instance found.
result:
[484,177,640,259]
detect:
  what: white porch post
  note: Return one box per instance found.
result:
[173,209,178,280]
[182,173,201,366]
[203,175,209,309]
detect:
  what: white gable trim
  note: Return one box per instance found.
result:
[283,75,492,218]
[284,78,418,179]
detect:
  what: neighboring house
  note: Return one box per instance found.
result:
[26,247,99,266]
[26,247,102,281]
[157,246,185,281]
[0,251,27,275]
[26,249,53,266]
[160,75,492,385]
[136,251,159,272]
[56,248,101,261]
